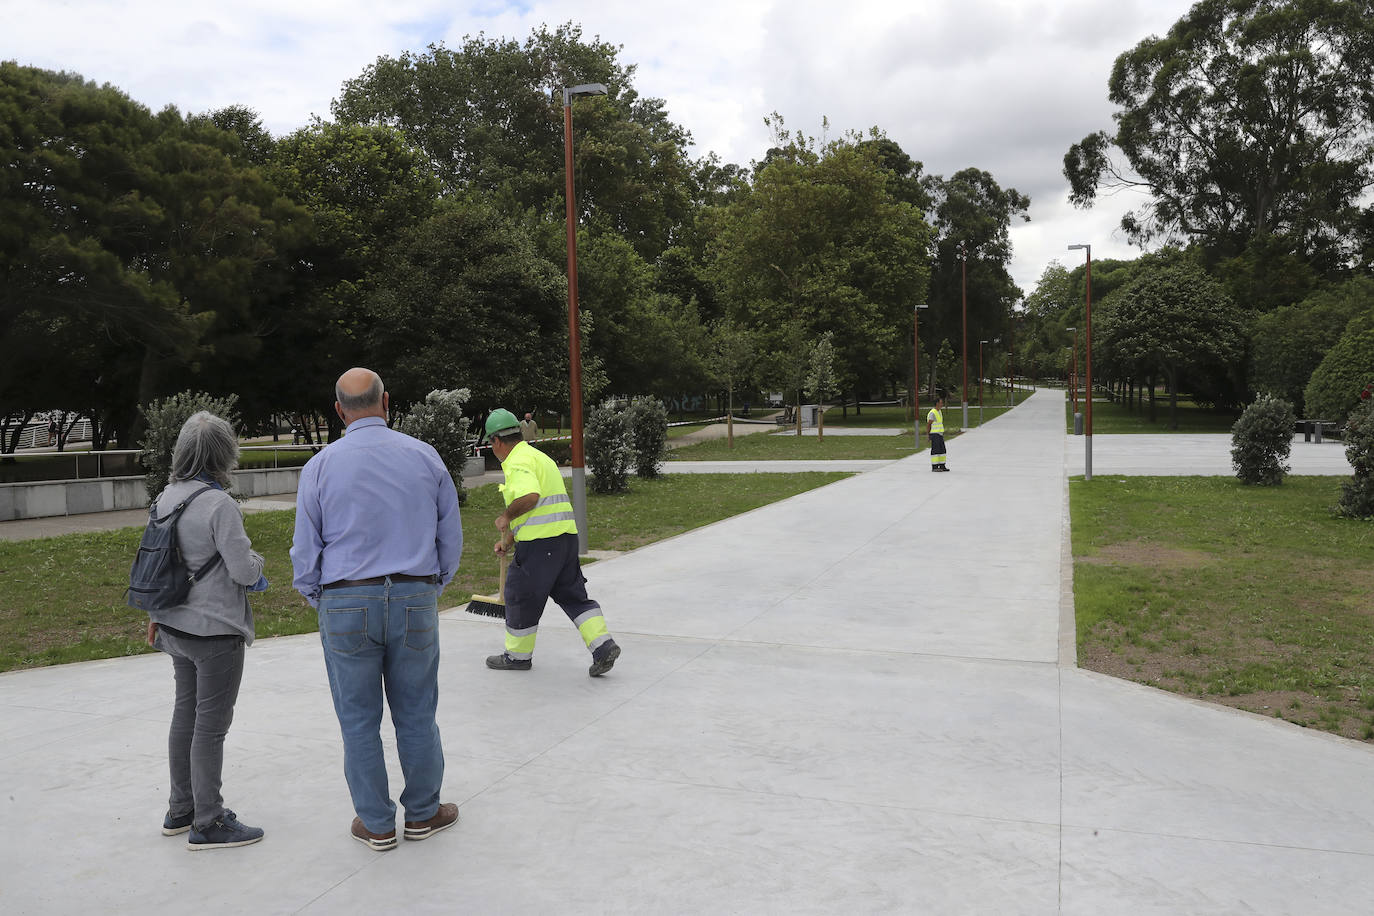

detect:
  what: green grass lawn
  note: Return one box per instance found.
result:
[1071,396,1240,434]
[669,428,936,461]
[1072,475,1374,741]
[0,472,849,672]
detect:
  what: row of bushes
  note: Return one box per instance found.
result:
[1232,390,1374,518]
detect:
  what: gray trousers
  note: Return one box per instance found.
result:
[157,629,245,829]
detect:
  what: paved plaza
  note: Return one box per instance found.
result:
[0,390,1369,914]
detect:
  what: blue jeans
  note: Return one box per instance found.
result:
[317,579,444,833]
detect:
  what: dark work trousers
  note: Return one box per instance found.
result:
[502,533,605,659]
[157,628,245,829]
[930,433,947,468]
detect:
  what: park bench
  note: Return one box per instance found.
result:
[774,405,796,426]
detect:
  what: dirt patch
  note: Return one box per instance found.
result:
[1078,539,1213,570]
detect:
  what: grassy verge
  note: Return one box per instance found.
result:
[1072,475,1374,741]
[669,429,935,461]
[0,472,849,673]
[1072,396,1240,434]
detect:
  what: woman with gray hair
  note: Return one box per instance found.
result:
[144,411,268,849]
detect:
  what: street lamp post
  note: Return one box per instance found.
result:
[562,82,607,553]
[1068,244,1093,480]
[913,303,928,450]
[959,241,969,428]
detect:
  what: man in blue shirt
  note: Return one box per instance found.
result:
[291,367,462,851]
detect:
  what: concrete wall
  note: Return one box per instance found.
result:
[0,467,304,521]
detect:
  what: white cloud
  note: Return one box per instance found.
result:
[1,0,1196,293]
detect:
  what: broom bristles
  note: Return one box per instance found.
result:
[465,595,506,618]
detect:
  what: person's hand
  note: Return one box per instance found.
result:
[145,619,158,647]
[494,538,508,557]
[494,513,510,534]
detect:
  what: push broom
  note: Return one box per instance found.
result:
[465,533,512,618]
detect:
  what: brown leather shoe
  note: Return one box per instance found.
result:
[351,817,397,851]
[404,802,459,841]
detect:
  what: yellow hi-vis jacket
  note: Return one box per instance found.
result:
[927,407,945,434]
[498,440,578,542]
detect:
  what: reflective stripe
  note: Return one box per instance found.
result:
[505,626,537,658]
[576,613,609,649]
[587,633,612,653]
[571,609,603,628]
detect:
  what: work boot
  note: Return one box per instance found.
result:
[486,652,531,670]
[589,640,621,677]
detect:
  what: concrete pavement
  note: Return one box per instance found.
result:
[2,389,1372,914]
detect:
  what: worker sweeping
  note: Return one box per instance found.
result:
[482,409,621,677]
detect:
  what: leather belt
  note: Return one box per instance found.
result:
[322,573,440,590]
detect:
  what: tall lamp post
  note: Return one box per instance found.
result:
[1068,244,1093,480]
[913,303,928,450]
[958,241,969,428]
[562,82,607,552]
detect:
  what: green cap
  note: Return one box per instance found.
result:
[484,408,521,437]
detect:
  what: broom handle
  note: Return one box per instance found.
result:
[497,532,513,600]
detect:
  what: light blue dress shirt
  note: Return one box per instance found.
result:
[290,416,462,607]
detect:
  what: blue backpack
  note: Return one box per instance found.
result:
[126,486,223,611]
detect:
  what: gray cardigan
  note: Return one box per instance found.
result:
[147,480,264,644]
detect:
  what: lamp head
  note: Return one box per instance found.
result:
[915,303,929,311]
[1067,243,1090,253]
[563,83,608,104]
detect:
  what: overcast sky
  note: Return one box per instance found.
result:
[4,0,1200,294]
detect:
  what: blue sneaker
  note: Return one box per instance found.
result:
[162,810,194,836]
[186,810,264,850]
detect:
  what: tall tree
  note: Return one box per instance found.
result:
[921,167,1030,403]
[707,120,931,407]
[1064,0,1374,286]
[332,23,694,260]
[1096,251,1247,427]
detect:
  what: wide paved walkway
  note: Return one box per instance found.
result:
[2,390,1371,914]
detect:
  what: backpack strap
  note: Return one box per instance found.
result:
[168,485,224,585]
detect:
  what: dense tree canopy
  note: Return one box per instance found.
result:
[1096,252,1247,426]
[707,121,932,405]
[1065,0,1374,283]
[332,23,693,260]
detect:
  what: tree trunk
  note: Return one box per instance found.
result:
[1148,375,1158,423]
[1168,368,1179,430]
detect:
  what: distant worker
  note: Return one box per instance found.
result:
[519,411,539,441]
[928,394,950,472]
[482,408,621,677]
[290,367,462,851]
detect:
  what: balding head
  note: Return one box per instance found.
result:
[334,368,387,424]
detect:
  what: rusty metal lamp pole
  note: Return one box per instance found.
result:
[959,241,969,429]
[562,82,607,553]
[913,303,928,450]
[1068,244,1093,480]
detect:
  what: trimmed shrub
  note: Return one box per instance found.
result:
[1337,396,1374,519]
[398,388,471,505]
[1303,314,1374,423]
[1231,394,1296,486]
[624,396,669,479]
[584,404,631,494]
[139,391,242,499]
